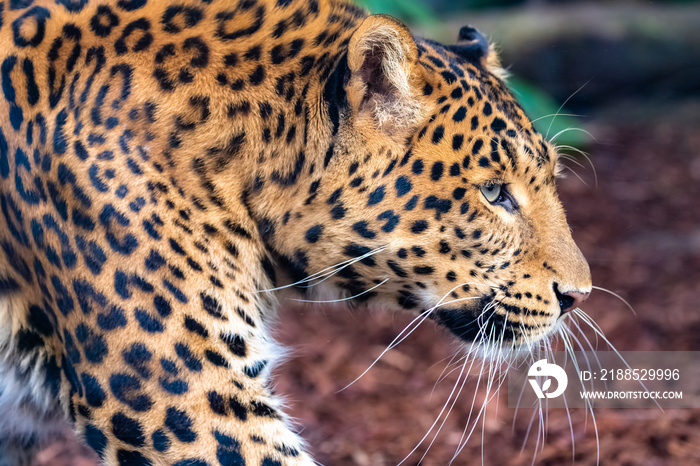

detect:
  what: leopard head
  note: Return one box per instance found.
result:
[252,15,591,349]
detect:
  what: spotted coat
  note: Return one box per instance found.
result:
[0,0,591,464]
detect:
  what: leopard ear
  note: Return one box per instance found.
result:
[444,26,490,64]
[346,14,424,137]
[448,26,504,76]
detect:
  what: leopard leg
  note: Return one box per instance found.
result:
[0,359,69,466]
[62,290,317,466]
[1,272,317,466]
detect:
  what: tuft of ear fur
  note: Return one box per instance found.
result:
[346,15,425,138]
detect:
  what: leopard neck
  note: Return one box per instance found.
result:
[157,1,363,223]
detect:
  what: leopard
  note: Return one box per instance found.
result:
[0,0,592,464]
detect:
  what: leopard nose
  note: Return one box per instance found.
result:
[553,284,590,315]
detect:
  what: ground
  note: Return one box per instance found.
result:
[34,116,700,465]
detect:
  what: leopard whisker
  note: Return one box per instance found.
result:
[559,319,592,434]
[590,285,637,316]
[512,329,536,440]
[556,144,598,188]
[566,314,605,383]
[431,352,467,396]
[557,154,585,175]
[429,349,469,392]
[483,309,511,443]
[573,309,662,412]
[556,327,577,463]
[513,312,602,463]
[451,341,510,463]
[550,126,595,145]
[405,353,471,466]
[530,112,583,124]
[545,78,591,139]
[448,352,489,464]
[339,285,486,392]
[520,402,539,460]
[296,246,388,289]
[257,245,388,293]
[417,300,504,463]
[559,322,601,465]
[563,318,598,432]
[449,313,500,461]
[400,304,498,465]
[479,329,504,466]
[512,319,547,456]
[540,333,555,454]
[338,306,434,393]
[287,278,389,304]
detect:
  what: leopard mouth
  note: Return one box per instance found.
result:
[430,307,514,343]
[429,298,546,344]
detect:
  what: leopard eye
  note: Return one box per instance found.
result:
[480,183,503,204]
[480,183,518,212]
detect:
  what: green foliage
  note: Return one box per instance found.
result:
[354,0,439,26]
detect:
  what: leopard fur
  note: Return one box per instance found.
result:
[0,0,591,464]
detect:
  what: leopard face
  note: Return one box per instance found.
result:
[251,17,591,349]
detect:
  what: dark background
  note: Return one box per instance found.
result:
[39,1,700,465]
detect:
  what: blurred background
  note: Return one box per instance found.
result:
[38,0,700,465]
